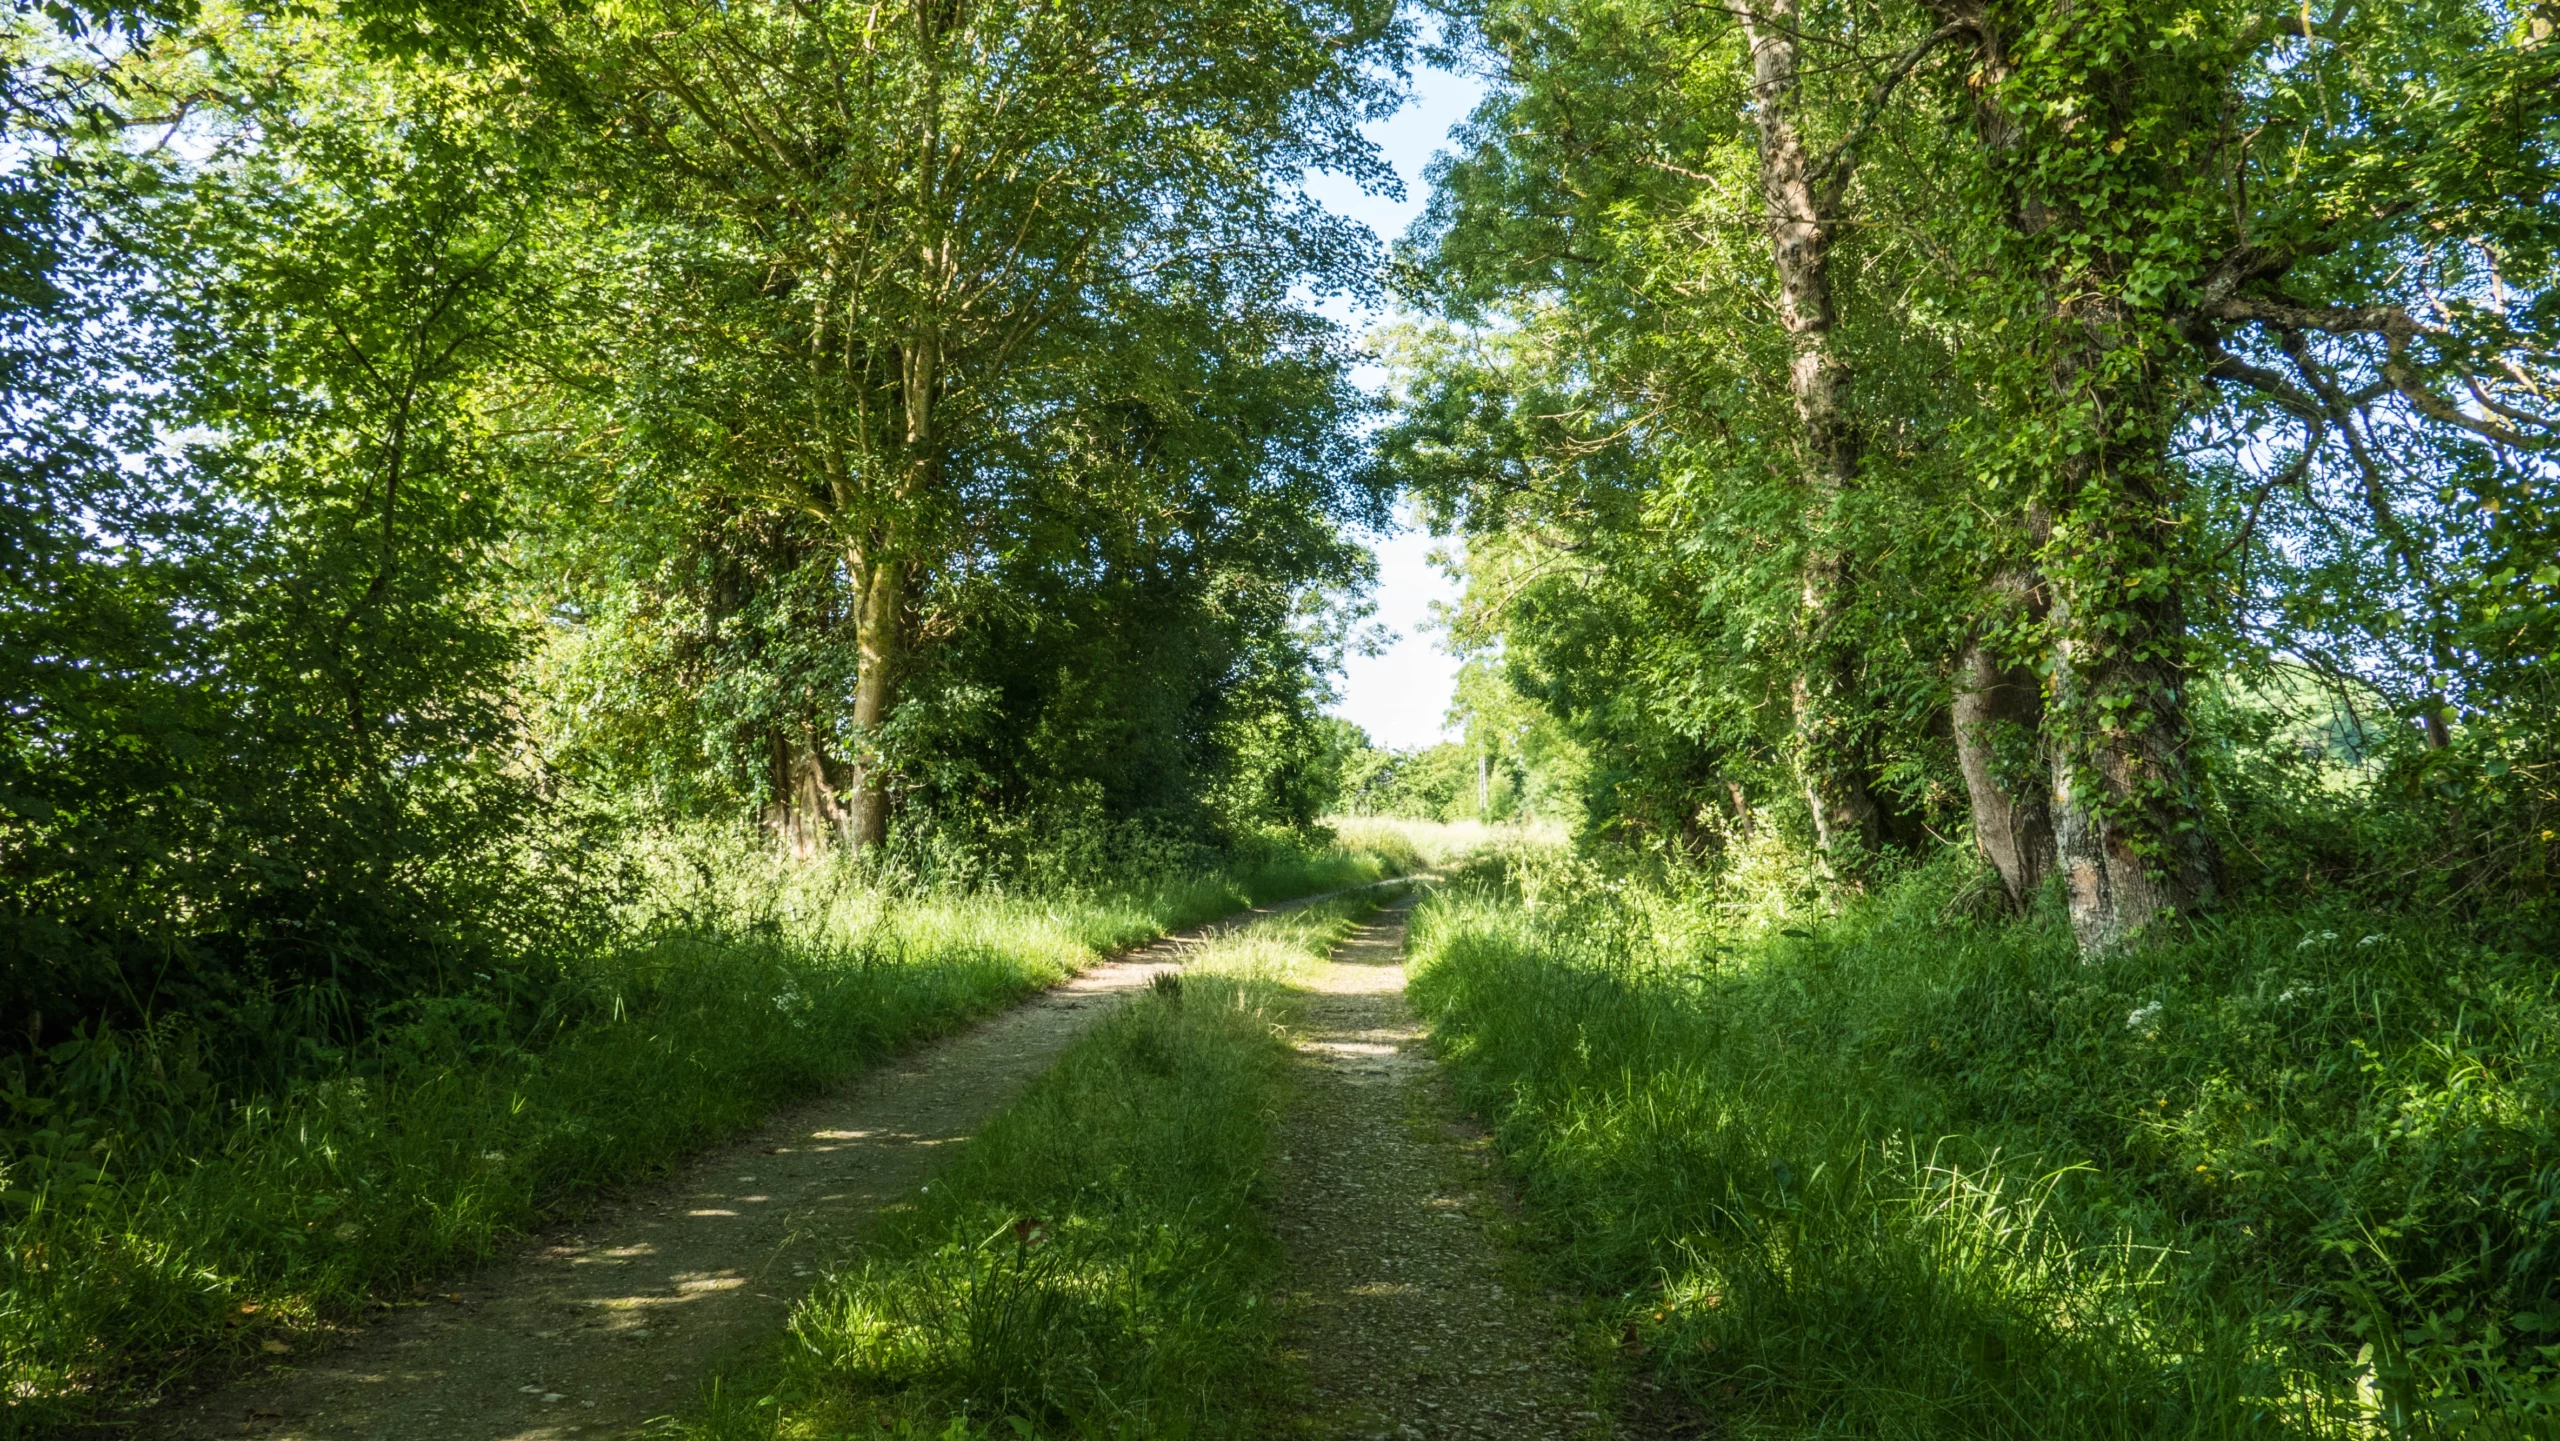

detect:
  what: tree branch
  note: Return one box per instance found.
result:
[2204,345,2327,423]
[2213,415,2324,564]
[1810,19,1978,199]
[2210,294,2560,450]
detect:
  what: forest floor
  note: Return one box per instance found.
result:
[1269,897,1604,1441]
[133,886,1390,1441]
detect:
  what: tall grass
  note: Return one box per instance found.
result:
[1406,845,2560,1439]
[1324,815,1563,870]
[0,828,1408,1435]
[676,895,1374,1441]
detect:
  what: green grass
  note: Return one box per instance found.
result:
[0,831,1407,1436]
[1405,845,2560,1439]
[674,895,1374,1441]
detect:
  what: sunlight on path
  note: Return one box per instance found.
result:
[1273,900,1603,1441]
[142,889,1385,1441]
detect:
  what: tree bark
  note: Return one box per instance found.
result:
[1952,637,2055,911]
[1743,0,1883,876]
[846,556,902,851]
[766,722,847,859]
[2047,591,2219,951]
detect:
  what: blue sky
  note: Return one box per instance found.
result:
[1302,56,1487,752]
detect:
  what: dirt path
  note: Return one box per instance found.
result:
[142,886,1394,1441]
[1272,899,1603,1441]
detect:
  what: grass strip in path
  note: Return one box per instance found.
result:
[672,895,1385,1441]
[1268,895,1602,1441]
[125,884,1404,1441]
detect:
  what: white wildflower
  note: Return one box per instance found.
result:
[2126,1001,2164,1033]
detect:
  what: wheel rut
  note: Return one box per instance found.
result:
[1271,898,1603,1441]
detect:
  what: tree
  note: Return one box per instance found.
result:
[4,8,595,1059]
[1911,0,2560,947]
[1396,1,1971,871]
[551,0,1404,852]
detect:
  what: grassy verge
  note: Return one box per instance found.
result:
[1405,846,2560,1439]
[0,835,1405,1435]
[675,894,1374,1441]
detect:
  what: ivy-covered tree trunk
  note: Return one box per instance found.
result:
[1743,0,1881,874]
[2046,620,2219,949]
[2040,382,2221,950]
[1923,0,2226,951]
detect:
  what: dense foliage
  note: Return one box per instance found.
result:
[1393,0,2560,947]
[2,0,1402,1067]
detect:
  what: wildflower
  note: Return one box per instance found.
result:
[2126,1001,2163,1033]
[2296,931,2339,951]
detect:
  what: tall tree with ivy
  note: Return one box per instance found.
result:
[1907,0,2560,947]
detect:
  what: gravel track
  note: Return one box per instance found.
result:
[1271,897,1605,1441]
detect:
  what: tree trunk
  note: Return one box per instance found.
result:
[2042,447,2220,952]
[1951,549,2056,909]
[765,722,847,859]
[846,557,902,851]
[1952,637,2055,911]
[1744,0,1883,877]
[840,289,941,854]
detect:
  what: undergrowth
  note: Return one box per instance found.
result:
[1406,844,2560,1439]
[0,829,1406,1436]
[676,895,1373,1440]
